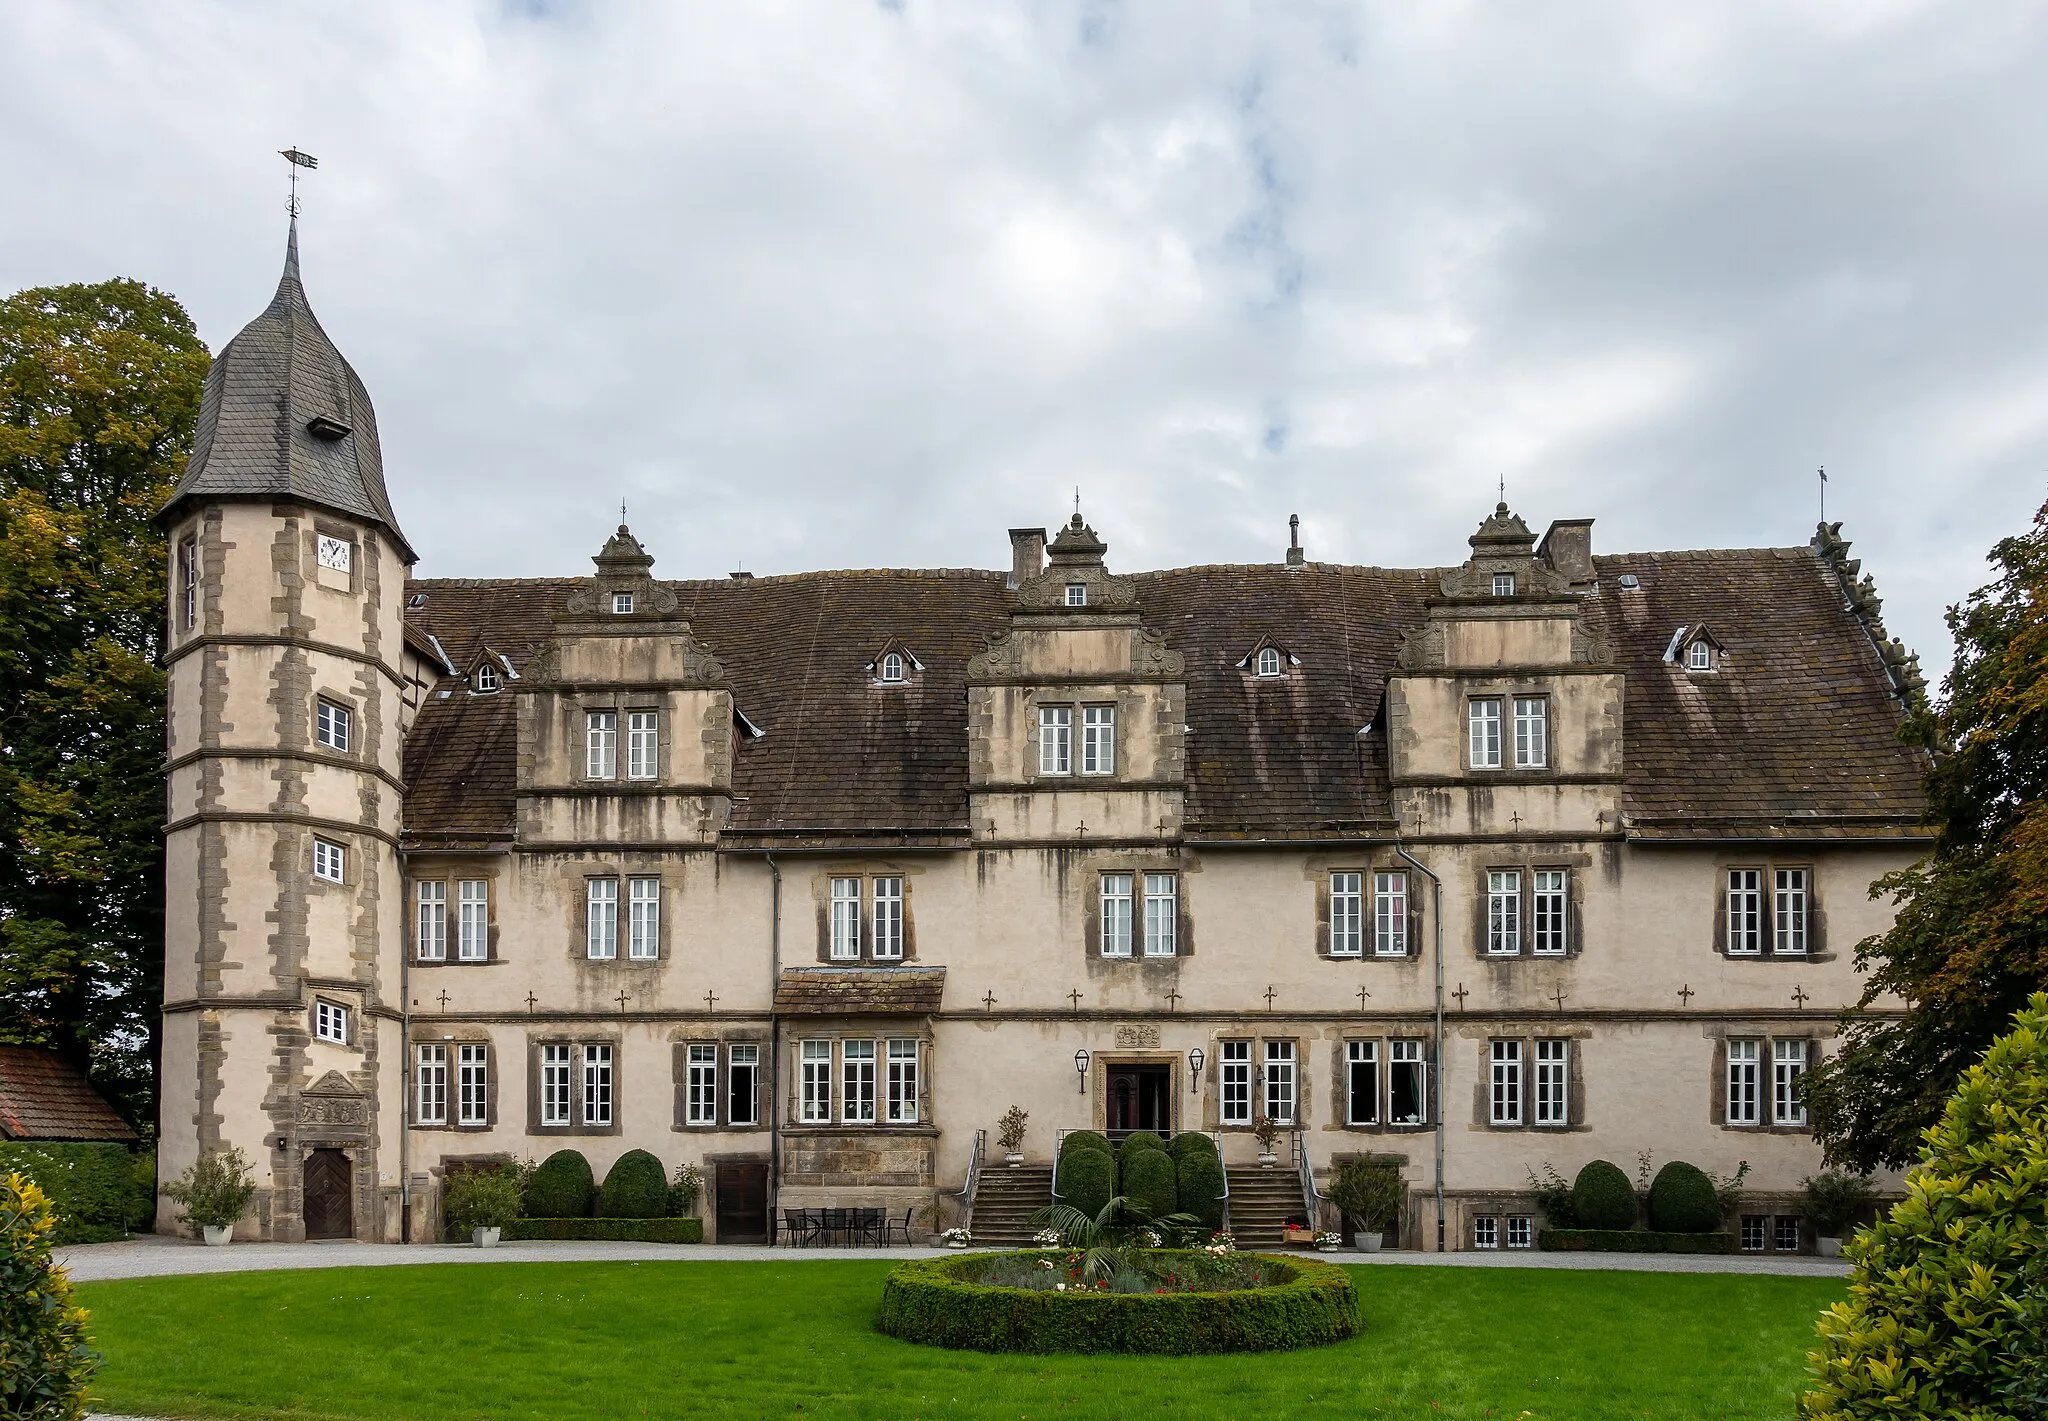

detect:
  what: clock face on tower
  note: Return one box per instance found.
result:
[317,535,353,574]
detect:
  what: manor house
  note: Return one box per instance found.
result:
[156,228,1929,1251]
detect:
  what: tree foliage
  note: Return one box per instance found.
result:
[0,279,210,1131]
[1806,499,2048,1172]
[0,1172,100,1420]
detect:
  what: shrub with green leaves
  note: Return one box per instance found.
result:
[1646,1161,1720,1234]
[1057,1145,1115,1221]
[1060,1130,1113,1161]
[162,1147,256,1232]
[1,1173,99,1420]
[0,1143,136,1245]
[598,1150,668,1219]
[1119,1130,1166,1159]
[1571,1159,1637,1232]
[1169,1134,1225,1231]
[524,1149,595,1219]
[1120,1147,1178,1220]
[1331,1160,1405,1235]
[1802,1171,1876,1240]
[1801,992,2048,1420]
[443,1165,523,1236]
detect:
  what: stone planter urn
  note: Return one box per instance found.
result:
[473,1226,502,1248]
[1816,1236,1843,1258]
[1257,1151,1278,1168]
[1355,1232,1384,1253]
[201,1224,233,1247]
[1005,1153,1024,1167]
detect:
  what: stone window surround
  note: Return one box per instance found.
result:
[1470,1029,1589,1132]
[526,1032,622,1136]
[1022,687,1141,784]
[670,1031,768,1131]
[1082,855,1193,962]
[809,865,918,965]
[574,695,665,786]
[1307,857,1424,961]
[781,1028,931,1130]
[576,867,670,965]
[1711,859,1828,960]
[411,1031,497,1130]
[1704,1025,1824,1134]
[1461,688,1563,777]
[312,687,360,758]
[1326,1035,1436,1133]
[1205,1032,1304,1131]
[410,866,501,965]
[310,994,359,1050]
[1470,854,1587,960]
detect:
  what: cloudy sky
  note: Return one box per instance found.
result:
[5,2,2044,677]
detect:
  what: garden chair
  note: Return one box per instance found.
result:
[885,1207,916,1247]
[857,1207,886,1246]
[822,1206,849,1246]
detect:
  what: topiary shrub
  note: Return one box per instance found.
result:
[1060,1130,1113,1161]
[1646,1161,1721,1233]
[1119,1130,1166,1158]
[1120,1146,1178,1221]
[1057,1144,1115,1222]
[1169,1134,1225,1231]
[1801,992,2048,1420]
[598,1150,669,1219]
[1571,1159,1637,1232]
[503,1216,702,1244]
[1,1173,99,1420]
[524,1149,595,1219]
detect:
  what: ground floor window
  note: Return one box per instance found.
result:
[1740,1214,1806,1252]
[1389,1040,1428,1125]
[457,1044,489,1127]
[687,1044,718,1126]
[1473,1216,1499,1249]
[800,1040,831,1122]
[886,1038,919,1124]
[1264,1040,1296,1124]
[729,1043,759,1126]
[1506,1215,1532,1249]
[1220,1040,1252,1124]
[416,1045,447,1125]
[1346,1040,1378,1125]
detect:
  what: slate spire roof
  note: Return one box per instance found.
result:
[162,221,414,560]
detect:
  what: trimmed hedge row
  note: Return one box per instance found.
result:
[0,1143,142,1244]
[877,1250,1360,1354]
[503,1216,703,1243]
[1539,1228,1736,1254]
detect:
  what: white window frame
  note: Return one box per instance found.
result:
[1740,1215,1768,1251]
[1490,1039,1523,1126]
[1532,869,1568,956]
[886,1038,919,1124]
[1373,871,1408,957]
[1330,872,1364,957]
[313,999,349,1045]
[799,1039,832,1123]
[456,1043,489,1127]
[728,1043,759,1126]
[627,877,660,961]
[1727,1039,1761,1126]
[315,698,351,753]
[1507,1215,1532,1249]
[586,711,618,780]
[582,1043,613,1128]
[415,881,447,961]
[686,1043,718,1126]
[1099,874,1133,958]
[878,651,905,683]
[1474,1214,1500,1248]
[312,837,345,884]
[1389,1039,1427,1126]
[626,710,659,780]
[1220,1040,1252,1125]
[1065,583,1086,606]
[415,1044,448,1125]
[1257,646,1281,677]
[1468,698,1503,769]
[1775,869,1809,955]
[1143,873,1178,957]
[1727,869,1763,955]
[1487,870,1522,956]
[842,1040,877,1124]
[1346,1040,1379,1125]
[1081,704,1116,776]
[1038,705,1072,775]
[872,877,903,960]
[1689,640,1713,671]
[1513,696,1548,769]
[1773,1039,1809,1126]
[540,1043,572,1127]
[1535,1038,1569,1126]
[585,878,618,960]
[179,533,199,631]
[1492,572,1515,597]
[829,877,861,960]
[612,591,634,614]
[474,661,499,693]
[1264,1040,1296,1125]
[457,879,489,962]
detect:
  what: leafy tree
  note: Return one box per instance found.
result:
[0,1172,99,1420]
[0,279,209,1131]
[1805,498,2048,1173]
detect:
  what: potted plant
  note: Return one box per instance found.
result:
[997,1105,1029,1166]
[1253,1115,1280,1167]
[1803,1170,1875,1257]
[1313,1230,1343,1252]
[1331,1159,1405,1253]
[445,1164,523,1247]
[939,1226,972,1248]
[163,1146,258,1245]
[667,1162,703,1216]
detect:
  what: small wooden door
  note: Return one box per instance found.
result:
[303,1149,353,1239]
[714,1159,769,1244]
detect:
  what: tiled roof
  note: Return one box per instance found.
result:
[162,224,414,560]
[774,967,948,1015]
[0,1048,137,1142]
[399,545,1927,844]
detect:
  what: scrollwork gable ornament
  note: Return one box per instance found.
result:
[1131,626,1185,677]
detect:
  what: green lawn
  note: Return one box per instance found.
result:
[76,1260,1837,1420]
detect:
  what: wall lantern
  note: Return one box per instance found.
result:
[1074,1048,1090,1092]
[1187,1047,1204,1092]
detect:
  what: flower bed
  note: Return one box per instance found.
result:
[876,1249,1359,1354]
[1538,1228,1735,1254]
[502,1217,702,1244]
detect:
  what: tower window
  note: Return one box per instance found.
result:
[313,999,350,1045]
[312,837,346,884]
[178,534,199,631]
[1065,583,1087,606]
[1493,572,1515,597]
[612,592,635,614]
[315,699,352,753]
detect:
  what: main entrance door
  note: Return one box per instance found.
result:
[303,1149,353,1239]
[714,1159,769,1244]
[1106,1064,1172,1141]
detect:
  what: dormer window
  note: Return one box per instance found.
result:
[1257,647,1282,677]
[879,652,905,684]
[1688,641,1714,672]
[612,592,635,614]
[1492,572,1516,597]
[474,662,500,694]
[1065,583,1087,607]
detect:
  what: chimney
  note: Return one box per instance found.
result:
[1537,519,1595,588]
[1286,513,1304,567]
[1008,527,1046,589]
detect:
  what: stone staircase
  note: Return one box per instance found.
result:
[1225,1166,1310,1249]
[970,1164,1053,1247]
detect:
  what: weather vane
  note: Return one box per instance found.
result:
[280,147,318,218]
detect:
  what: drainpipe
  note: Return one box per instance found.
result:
[1393,842,1446,1252]
[765,853,782,1241]
[399,853,412,1244]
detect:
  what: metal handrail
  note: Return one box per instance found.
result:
[1050,1127,1070,1199]
[955,1129,986,1230]
[1212,1129,1231,1233]
[1292,1130,1322,1227]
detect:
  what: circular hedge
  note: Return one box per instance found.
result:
[526,1149,595,1218]
[877,1250,1360,1354]
[598,1149,668,1219]
[1571,1159,1638,1231]
[1646,1161,1719,1233]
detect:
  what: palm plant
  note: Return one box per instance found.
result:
[1026,1194,1205,1283]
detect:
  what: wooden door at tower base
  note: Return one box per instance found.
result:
[714,1159,768,1243]
[304,1148,353,1239]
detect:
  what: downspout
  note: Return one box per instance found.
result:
[1393,842,1446,1252]
[399,851,412,1244]
[765,853,782,1242]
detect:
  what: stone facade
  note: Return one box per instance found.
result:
[157,230,1931,1251]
